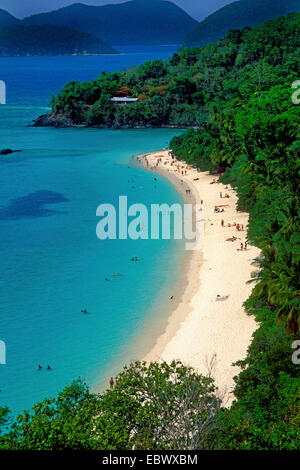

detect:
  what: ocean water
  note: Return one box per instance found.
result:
[0,48,186,416]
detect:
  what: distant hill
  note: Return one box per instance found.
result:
[185,0,300,46]
[0,8,19,27]
[0,24,119,56]
[23,0,198,45]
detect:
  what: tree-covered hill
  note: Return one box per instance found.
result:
[0,24,119,56]
[185,0,300,46]
[0,8,19,28]
[36,13,299,129]
[23,0,198,46]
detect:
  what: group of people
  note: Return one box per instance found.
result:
[105,272,122,281]
[221,220,244,231]
[38,365,52,371]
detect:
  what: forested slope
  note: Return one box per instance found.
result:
[38,14,300,131]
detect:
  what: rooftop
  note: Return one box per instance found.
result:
[110,97,138,102]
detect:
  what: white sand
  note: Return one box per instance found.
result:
[139,150,260,405]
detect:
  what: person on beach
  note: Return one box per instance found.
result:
[221,219,224,227]
[241,242,244,250]
[226,236,237,242]
[109,377,114,388]
[216,295,229,301]
[244,242,248,251]
[169,296,174,301]
[220,192,223,198]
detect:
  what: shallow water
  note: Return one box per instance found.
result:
[0,49,186,416]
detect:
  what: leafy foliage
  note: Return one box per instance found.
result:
[1,362,221,450]
[171,13,300,450]
[48,13,300,131]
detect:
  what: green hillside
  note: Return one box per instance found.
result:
[0,24,119,56]
[0,8,19,27]
[185,0,300,46]
[23,0,198,46]
[39,13,300,129]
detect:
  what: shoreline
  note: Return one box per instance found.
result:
[137,150,260,405]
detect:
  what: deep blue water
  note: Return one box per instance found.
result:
[0,48,186,417]
[0,45,178,105]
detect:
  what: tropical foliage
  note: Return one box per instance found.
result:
[0,362,221,450]
[169,13,300,450]
[47,13,300,129]
[1,13,299,450]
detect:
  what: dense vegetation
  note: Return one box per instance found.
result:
[171,12,300,450]
[0,362,222,450]
[0,8,19,28]
[185,0,300,46]
[0,24,118,57]
[23,0,197,46]
[1,13,299,450]
[42,13,300,131]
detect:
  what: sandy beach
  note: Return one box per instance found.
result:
[138,150,260,405]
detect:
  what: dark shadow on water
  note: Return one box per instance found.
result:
[0,190,69,220]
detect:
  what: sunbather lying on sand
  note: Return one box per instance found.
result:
[216,295,229,301]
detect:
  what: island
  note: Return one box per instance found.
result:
[0,24,119,56]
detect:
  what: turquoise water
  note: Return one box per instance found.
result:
[0,49,186,416]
